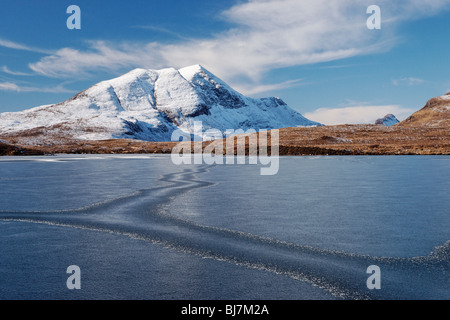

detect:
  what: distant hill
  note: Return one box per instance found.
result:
[375,114,399,126]
[399,93,450,127]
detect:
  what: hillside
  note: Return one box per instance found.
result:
[399,93,450,127]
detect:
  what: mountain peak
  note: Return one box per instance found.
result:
[127,67,151,74]
[179,64,206,73]
[0,65,321,143]
[118,67,157,80]
[179,64,217,82]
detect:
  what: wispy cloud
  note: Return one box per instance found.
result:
[392,77,425,86]
[1,66,33,76]
[234,79,304,96]
[0,38,52,54]
[21,0,450,82]
[304,105,416,125]
[0,81,75,94]
[0,38,34,51]
[318,63,363,70]
[0,82,21,91]
[28,41,165,78]
[132,25,191,40]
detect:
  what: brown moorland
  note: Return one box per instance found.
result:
[1,93,449,156]
[1,124,448,156]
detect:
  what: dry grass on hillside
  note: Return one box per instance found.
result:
[1,124,449,156]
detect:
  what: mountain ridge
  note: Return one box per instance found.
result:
[0,64,321,144]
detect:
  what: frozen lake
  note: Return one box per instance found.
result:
[0,155,448,299]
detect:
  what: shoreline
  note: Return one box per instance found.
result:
[1,124,449,156]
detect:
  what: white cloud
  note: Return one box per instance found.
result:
[0,38,52,54]
[29,42,165,78]
[132,25,191,41]
[1,66,33,76]
[0,82,21,91]
[392,77,425,86]
[26,0,450,82]
[234,79,304,96]
[304,105,416,125]
[0,82,75,94]
[0,0,440,86]
[0,38,34,51]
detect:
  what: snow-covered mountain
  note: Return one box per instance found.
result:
[0,65,321,142]
[375,114,399,126]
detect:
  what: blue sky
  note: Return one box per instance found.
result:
[1,0,450,125]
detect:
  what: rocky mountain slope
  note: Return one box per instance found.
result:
[0,65,321,144]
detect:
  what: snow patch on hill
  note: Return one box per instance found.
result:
[375,114,400,126]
